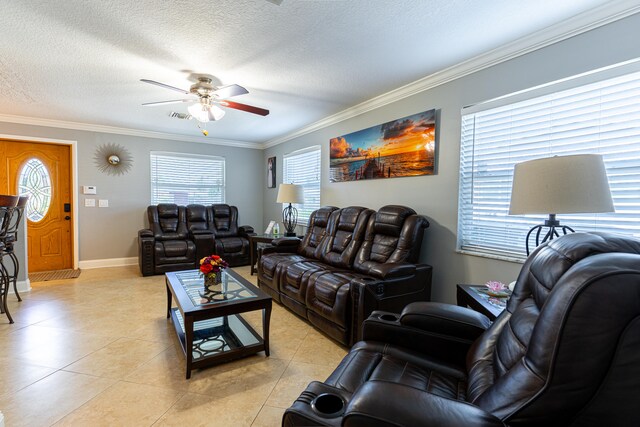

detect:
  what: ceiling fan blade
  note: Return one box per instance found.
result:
[219,100,269,116]
[140,79,189,94]
[142,99,193,106]
[212,84,249,99]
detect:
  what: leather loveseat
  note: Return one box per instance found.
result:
[138,203,255,276]
[284,232,640,426]
[257,205,431,346]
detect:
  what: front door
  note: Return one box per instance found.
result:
[0,139,73,272]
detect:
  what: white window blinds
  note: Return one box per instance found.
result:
[150,152,225,205]
[283,146,321,222]
[458,66,640,261]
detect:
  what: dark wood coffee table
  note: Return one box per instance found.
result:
[165,268,272,379]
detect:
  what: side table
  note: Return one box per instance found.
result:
[456,284,509,321]
[250,234,301,275]
[249,235,276,275]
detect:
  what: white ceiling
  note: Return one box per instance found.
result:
[0,0,635,146]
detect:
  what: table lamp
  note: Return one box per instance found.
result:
[276,183,304,237]
[509,154,614,255]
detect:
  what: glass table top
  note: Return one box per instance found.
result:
[173,269,257,307]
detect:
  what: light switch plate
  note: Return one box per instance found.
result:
[85,198,96,207]
[98,199,109,208]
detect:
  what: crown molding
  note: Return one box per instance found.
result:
[262,1,640,149]
[0,114,261,149]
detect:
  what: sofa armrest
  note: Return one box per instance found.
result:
[344,382,505,427]
[138,229,154,239]
[368,262,415,279]
[238,225,255,237]
[361,303,489,367]
[190,230,215,261]
[138,229,155,276]
[348,264,432,345]
[400,301,491,342]
[260,237,300,256]
[272,237,300,247]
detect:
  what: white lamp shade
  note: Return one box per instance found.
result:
[509,154,614,215]
[276,183,304,204]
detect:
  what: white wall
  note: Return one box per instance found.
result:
[263,13,640,304]
[0,122,263,268]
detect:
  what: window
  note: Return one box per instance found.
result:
[150,152,225,205]
[458,63,640,261]
[283,146,321,222]
[18,158,51,222]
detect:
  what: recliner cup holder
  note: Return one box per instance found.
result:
[311,393,345,418]
[380,314,399,322]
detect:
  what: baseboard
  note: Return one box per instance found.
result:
[79,257,138,269]
[6,279,31,294]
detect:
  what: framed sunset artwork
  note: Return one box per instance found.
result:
[329,109,436,182]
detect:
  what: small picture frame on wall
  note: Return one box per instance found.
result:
[267,156,276,188]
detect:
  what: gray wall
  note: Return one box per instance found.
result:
[0,122,263,265]
[263,14,640,304]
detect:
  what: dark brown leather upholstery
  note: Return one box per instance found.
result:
[138,203,255,276]
[209,204,255,266]
[258,205,431,345]
[284,232,640,426]
[138,204,196,276]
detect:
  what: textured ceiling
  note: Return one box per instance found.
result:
[0,0,628,145]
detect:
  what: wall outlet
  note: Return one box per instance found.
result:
[84,198,96,207]
[98,199,109,208]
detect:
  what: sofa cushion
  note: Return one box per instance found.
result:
[155,240,196,264]
[320,207,373,268]
[306,271,360,328]
[326,341,467,400]
[298,206,338,258]
[354,205,429,275]
[282,260,333,303]
[215,236,245,254]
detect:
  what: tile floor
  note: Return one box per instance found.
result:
[0,266,348,426]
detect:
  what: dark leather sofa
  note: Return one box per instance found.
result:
[138,203,255,276]
[284,232,640,426]
[257,205,431,346]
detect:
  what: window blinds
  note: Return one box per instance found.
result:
[458,67,640,261]
[283,146,321,222]
[150,152,225,205]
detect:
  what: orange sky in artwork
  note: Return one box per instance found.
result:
[376,125,435,157]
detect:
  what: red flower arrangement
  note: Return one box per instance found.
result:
[199,254,229,276]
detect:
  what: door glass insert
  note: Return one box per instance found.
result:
[18,158,52,222]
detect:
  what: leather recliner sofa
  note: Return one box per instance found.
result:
[284,232,640,426]
[258,205,431,346]
[138,203,255,276]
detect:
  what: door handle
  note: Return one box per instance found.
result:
[64,216,71,220]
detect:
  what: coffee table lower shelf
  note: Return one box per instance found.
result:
[169,308,267,379]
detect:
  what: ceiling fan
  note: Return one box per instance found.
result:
[141,76,269,124]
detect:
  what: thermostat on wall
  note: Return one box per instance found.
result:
[82,185,97,195]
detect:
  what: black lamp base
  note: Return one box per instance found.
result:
[282,203,298,237]
[525,214,575,255]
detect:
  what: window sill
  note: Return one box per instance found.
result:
[456,249,525,264]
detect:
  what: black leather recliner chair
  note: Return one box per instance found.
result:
[284,232,640,426]
[138,204,196,276]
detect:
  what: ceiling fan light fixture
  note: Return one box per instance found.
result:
[187,103,210,122]
[208,104,226,121]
